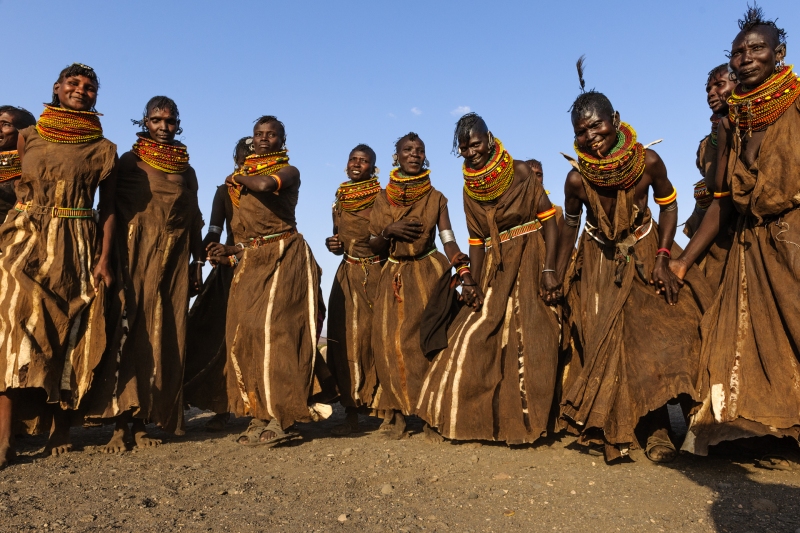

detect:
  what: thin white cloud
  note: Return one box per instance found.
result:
[388,112,396,118]
[411,107,422,116]
[450,106,471,116]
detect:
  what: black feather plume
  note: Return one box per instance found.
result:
[576,55,587,93]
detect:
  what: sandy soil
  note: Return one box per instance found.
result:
[1,407,799,533]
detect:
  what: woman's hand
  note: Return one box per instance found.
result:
[189,261,204,296]
[459,273,484,310]
[207,242,240,266]
[326,234,344,255]
[651,255,683,305]
[92,258,113,290]
[384,219,423,242]
[539,271,562,305]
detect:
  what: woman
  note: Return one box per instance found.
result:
[0,106,36,217]
[369,132,473,438]
[416,114,561,444]
[325,144,385,436]
[87,96,204,451]
[184,136,251,431]
[208,116,328,446]
[0,63,117,465]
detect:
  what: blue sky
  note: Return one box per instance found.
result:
[4,0,796,305]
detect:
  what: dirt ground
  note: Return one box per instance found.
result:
[1,406,799,533]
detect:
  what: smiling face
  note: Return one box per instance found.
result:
[145,107,180,144]
[706,70,737,114]
[458,129,492,169]
[0,112,19,152]
[396,138,426,176]
[346,149,374,182]
[252,121,285,155]
[572,108,619,158]
[53,75,97,111]
[730,26,786,91]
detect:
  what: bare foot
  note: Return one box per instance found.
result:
[379,410,396,432]
[0,444,14,469]
[45,411,72,457]
[388,412,407,440]
[132,420,162,448]
[645,428,676,463]
[102,424,131,454]
[423,423,444,444]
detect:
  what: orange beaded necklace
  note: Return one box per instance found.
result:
[463,138,514,202]
[0,150,21,182]
[235,150,289,177]
[386,168,432,207]
[336,177,381,212]
[728,65,800,137]
[131,134,189,174]
[574,122,646,190]
[36,104,103,144]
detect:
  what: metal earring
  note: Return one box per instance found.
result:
[487,132,495,149]
[423,158,430,169]
[392,154,399,167]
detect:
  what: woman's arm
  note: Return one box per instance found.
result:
[438,206,482,309]
[232,165,298,193]
[92,156,118,289]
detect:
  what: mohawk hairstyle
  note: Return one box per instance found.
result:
[350,143,377,168]
[50,63,100,107]
[394,132,423,153]
[254,115,286,144]
[706,63,731,86]
[569,55,614,120]
[0,106,36,129]
[451,112,488,155]
[233,136,252,169]
[132,96,182,135]
[738,3,787,46]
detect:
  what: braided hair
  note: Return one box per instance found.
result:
[738,3,787,47]
[132,96,183,135]
[50,63,100,108]
[569,56,614,121]
[233,136,252,169]
[451,112,488,155]
[0,106,36,129]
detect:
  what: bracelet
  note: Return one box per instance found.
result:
[656,248,671,258]
[713,190,731,198]
[208,225,223,235]
[654,187,677,206]
[228,254,239,266]
[193,260,206,266]
[439,229,456,245]
[271,174,282,192]
[380,228,389,240]
[537,207,557,223]
[542,269,556,273]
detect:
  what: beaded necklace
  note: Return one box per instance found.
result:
[132,134,189,174]
[36,104,103,144]
[709,115,721,147]
[228,182,242,209]
[336,177,380,212]
[386,168,432,207]
[235,150,289,177]
[463,138,515,202]
[693,179,712,210]
[0,150,21,182]
[728,65,800,137]
[574,122,646,190]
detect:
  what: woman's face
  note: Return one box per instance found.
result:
[346,150,374,182]
[572,108,618,158]
[252,121,284,155]
[0,112,19,151]
[53,75,98,111]
[396,138,426,176]
[145,107,180,144]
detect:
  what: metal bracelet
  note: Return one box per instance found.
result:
[208,225,223,235]
[439,229,456,245]
[564,210,582,227]
[661,201,678,212]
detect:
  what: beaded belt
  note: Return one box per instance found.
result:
[344,253,384,266]
[238,228,296,249]
[15,201,93,219]
[583,219,652,246]
[484,219,542,250]
[387,247,437,264]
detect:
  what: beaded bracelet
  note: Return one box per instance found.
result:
[654,187,677,206]
[271,174,282,191]
[229,254,239,266]
[468,237,484,247]
[713,191,731,198]
[656,248,671,258]
[537,207,557,222]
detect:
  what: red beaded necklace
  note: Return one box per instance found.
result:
[728,65,800,137]
[236,150,289,177]
[0,150,21,182]
[463,138,514,202]
[36,104,103,144]
[131,134,189,174]
[336,177,380,212]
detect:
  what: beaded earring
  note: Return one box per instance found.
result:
[373,166,381,177]
[392,154,399,167]
[776,59,786,72]
[423,158,430,169]
[487,131,495,149]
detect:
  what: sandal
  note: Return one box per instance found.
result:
[236,419,299,447]
[756,455,794,471]
[645,434,677,463]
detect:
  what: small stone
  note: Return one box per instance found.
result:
[79,515,96,523]
[338,514,348,523]
[467,493,479,500]
[752,498,778,513]
[429,476,439,483]
[381,484,394,495]
[571,490,577,495]
[469,455,478,464]
[503,510,515,517]
[706,500,713,504]
[341,448,353,457]
[426,515,437,521]
[493,473,512,480]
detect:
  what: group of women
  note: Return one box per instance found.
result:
[0,4,798,470]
